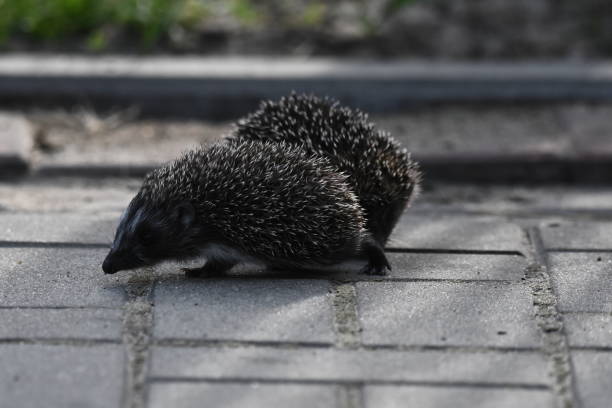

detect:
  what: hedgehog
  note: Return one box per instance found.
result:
[102,140,391,277]
[228,93,421,247]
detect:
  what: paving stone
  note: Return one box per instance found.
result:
[384,253,527,281]
[0,344,123,408]
[564,313,612,348]
[0,247,126,307]
[357,282,541,347]
[32,116,222,175]
[541,222,612,249]
[151,346,549,385]
[0,308,122,340]
[388,215,527,252]
[364,386,554,408]
[148,383,336,408]
[416,185,612,214]
[548,253,612,312]
[572,351,612,408]
[0,113,33,177]
[154,279,334,343]
[0,212,118,243]
[0,177,137,212]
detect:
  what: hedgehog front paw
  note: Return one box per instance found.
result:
[361,261,391,276]
[182,265,224,279]
[183,259,235,279]
[182,266,211,278]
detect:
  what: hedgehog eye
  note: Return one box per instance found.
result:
[137,227,154,244]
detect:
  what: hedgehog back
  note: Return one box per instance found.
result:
[139,141,365,263]
[230,94,421,210]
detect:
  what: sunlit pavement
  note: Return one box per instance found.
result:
[1,178,611,408]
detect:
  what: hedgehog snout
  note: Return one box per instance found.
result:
[102,253,117,274]
[102,249,135,274]
[102,248,124,274]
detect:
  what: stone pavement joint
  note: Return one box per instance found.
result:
[331,282,364,407]
[331,282,361,349]
[121,272,154,408]
[525,227,576,408]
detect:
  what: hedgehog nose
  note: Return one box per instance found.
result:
[102,256,116,275]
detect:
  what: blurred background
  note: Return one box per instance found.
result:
[0,0,611,58]
[1,0,611,183]
[0,0,611,179]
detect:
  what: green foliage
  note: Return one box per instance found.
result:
[384,0,420,16]
[230,0,260,26]
[0,0,196,48]
[0,0,108,41]
[299,2,327,27]
[111,0,184,46]
[362,0,421,35]
[0,0,421,49]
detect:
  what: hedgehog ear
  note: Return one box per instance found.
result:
[174,202,195,229]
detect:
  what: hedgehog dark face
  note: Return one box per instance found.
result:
[102,196,199,274]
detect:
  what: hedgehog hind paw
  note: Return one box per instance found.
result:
[359,234,391,276]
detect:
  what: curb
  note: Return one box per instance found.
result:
[0,113,33,178]
[421,155,612,184]
[1,56,612,118]
[32,154,612,184]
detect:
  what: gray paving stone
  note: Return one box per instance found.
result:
[572,351,612,408]
[0,212,118,243]
[151,346,549,385]
[548,253,612,312]
[541,222,612,249]
[0,308,122,340]
[388,215,527,252]
[0,344,123,408]
[0,177,137,212]
[357,282,541,347]
[385,253,527,281]
[0,113,33,177]
[154,279,333,343]
[416,185,612,214]
[364,386,554,408]
[148,383,337,408]
[564,313,612,348]
[0,247,126,307]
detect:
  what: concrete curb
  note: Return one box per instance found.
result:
[0,113,33,178]
[421,155,612,184]
[1,55,612,118]
[32,154,612,184]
